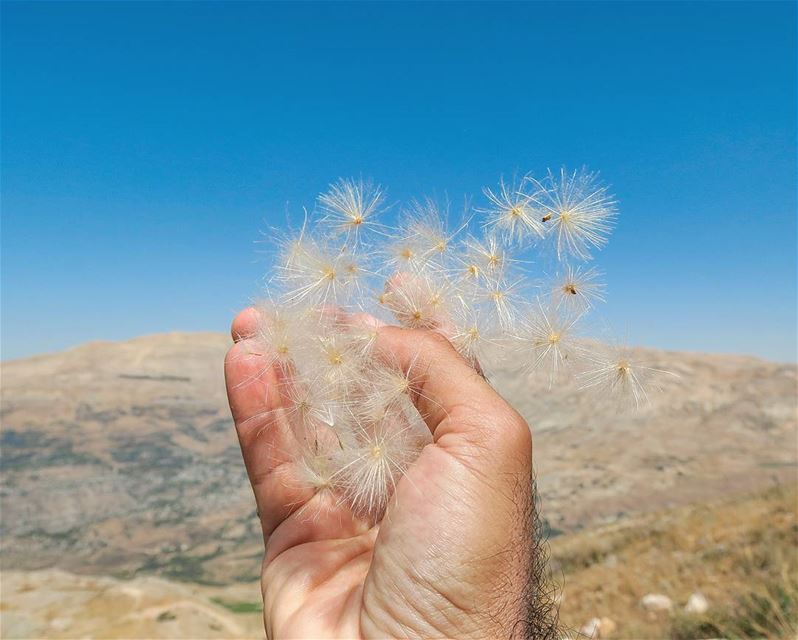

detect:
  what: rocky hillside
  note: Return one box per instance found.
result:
[3,486,795,639]
[1,333,260,584]
[1,569,264,640]
[1,332,796,587]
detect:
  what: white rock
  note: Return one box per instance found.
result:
[578,617,617,638]
[640,593,673,611]
[685,592,709,614]
[579,618,601,639]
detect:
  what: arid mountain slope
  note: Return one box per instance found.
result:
[1,569,263,640]
[1,332,795,585]
[3,486,795,640]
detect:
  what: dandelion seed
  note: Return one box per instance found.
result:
[530,168,617,260]
[384,237,423,273]
[478,274,525,329]
[296,453,337,494]
[335,248,371,302]
[318,178,385,244]
[401,198,465,269]
[551,264,606,311]
[252,303,306,371]
[336,316,381,360]
[280,374,342,444]
[332,413,423,521]
[361,364,413,416]
[312,331,366,389]
[518,303,585,386]
[578,346,674,409]
[444,302,503,370]
[481,177,545,243]
[383,272,452,330]
[275,237,352,306]
[462,234,512,278]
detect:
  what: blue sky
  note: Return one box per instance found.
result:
[2,2,795,361]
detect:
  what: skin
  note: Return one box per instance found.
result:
[225,307,549,639]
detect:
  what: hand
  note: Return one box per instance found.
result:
[224,307,556,639]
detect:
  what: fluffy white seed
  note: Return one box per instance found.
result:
[250,170,660,526]
[318,178,386,244]
[578,346,674,409]
[530,168,617,261]
[382,272,452,330]
[481,177,546,243]
[332,413,424,521]
[517,303,585,386]
[551,264,606,312]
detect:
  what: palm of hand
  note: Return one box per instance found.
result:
[225,308,535,639]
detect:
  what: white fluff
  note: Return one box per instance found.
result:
[249,168,666,522]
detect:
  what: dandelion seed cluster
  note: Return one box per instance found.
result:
[253,169,659,522]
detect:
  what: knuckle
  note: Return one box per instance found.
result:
[498,411,532,456]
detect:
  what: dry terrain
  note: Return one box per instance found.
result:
[552,485,797,638]
[1,332,796,638]
[1,569,263,639]
[2,486,795,639]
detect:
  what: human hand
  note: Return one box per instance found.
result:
[224,307,557,639]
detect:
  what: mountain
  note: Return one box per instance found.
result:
[1,332,796,588]
[1,333,259,584]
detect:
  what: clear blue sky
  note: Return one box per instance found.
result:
[2,2,796,361]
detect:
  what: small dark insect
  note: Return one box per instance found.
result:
[541,213,553,222]
[565,284,577,295]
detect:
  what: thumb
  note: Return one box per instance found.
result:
[374,326,531,462]
[362,327,536,639]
